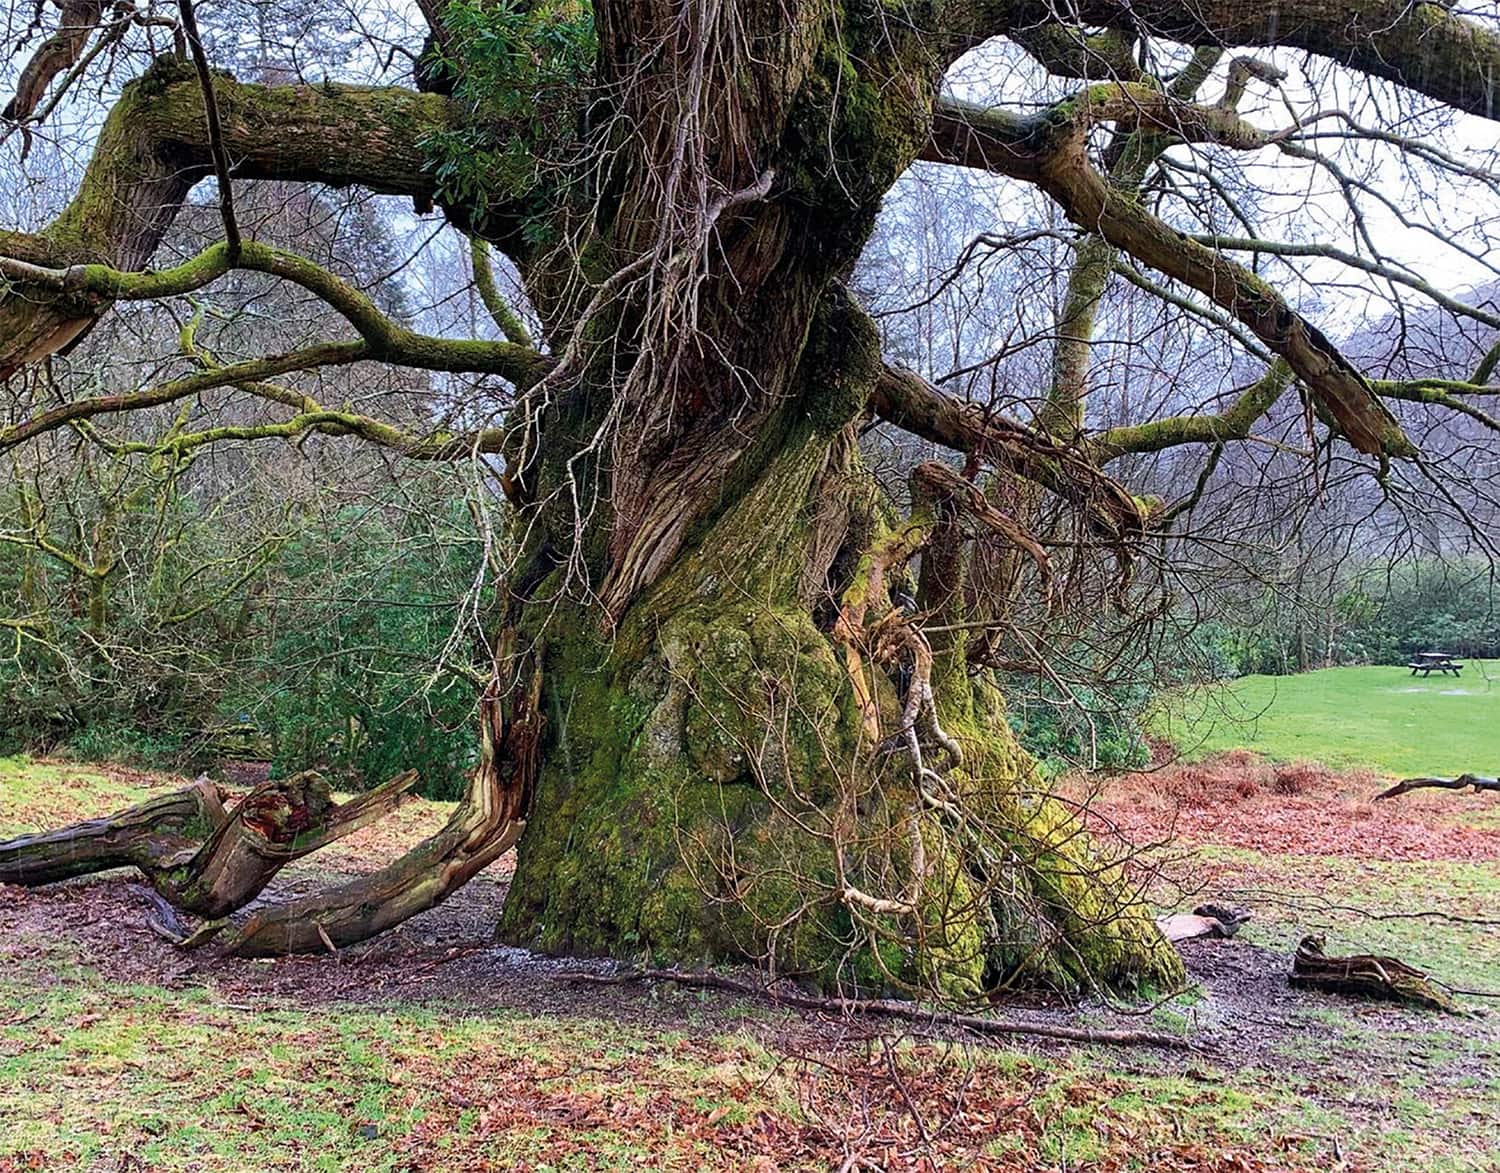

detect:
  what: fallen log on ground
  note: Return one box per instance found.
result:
[1375,774,1499,801]
[1290,935,1461,1013]
[1,647,540,957]
[565,967,1202,1050]
[0,769,417,916]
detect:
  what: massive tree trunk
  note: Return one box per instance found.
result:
[0,0,1250,994]
[499,392,1178,993]
[457,4,1177,994]
[494,272,1178,992]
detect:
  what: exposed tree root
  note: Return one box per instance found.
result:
[1376,774,1499,801]
[565,967,1201,1050]
[1290,935,1462,1014]
[223,661,540,957]
[0,769,416,915]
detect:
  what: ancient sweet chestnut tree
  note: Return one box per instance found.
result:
[3,0,1498,996]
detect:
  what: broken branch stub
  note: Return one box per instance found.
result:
[1290,935,1460,1014]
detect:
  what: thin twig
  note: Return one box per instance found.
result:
[176,0,239,259]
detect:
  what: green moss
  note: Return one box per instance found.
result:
[500,404,1179,996]
[779,0,937,257]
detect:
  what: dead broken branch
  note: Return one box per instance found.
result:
[1375,774,1499,800]
[0,770,418,917]
[1291,935,1462,1014]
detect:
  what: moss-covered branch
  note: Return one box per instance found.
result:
[1089,361,1294,461]
[2,239,547,384]
[924,87,1412,457]
[951,1,1500,123]
[0,54,501,379]
[0,343,361,452]
[470,238,535,347]
[1372,379,1500,433]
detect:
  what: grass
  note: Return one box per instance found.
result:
[1155,663,1500,776]
[4,754,1499,1169]
[0,947,1420,1173]
[0,950,776,1171]
[0,754,183,841]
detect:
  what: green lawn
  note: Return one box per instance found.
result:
[1155,662,1500,776]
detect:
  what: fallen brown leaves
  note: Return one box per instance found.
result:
[1089,751,1500,862]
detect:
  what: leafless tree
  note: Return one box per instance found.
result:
[2,0,1498,998]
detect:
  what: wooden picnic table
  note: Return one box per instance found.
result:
[1408,651,1463,677]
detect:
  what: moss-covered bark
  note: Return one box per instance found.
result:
[498,291,1180,997]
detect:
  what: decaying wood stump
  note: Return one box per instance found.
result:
[0,769,418,917]
[1290,935,1460,1013]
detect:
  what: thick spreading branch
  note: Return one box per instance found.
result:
[0,57,458,378]
[924,87,1411,456]
[1066,0,1500,123]
[871,362,1145,544]
[949,1,1500,125]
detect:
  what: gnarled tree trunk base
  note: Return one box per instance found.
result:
[497,402,1182,999]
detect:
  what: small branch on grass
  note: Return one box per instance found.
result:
[1217,888,1500,928]
[1375,774,1499,800]
[563,968,1202,1050]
